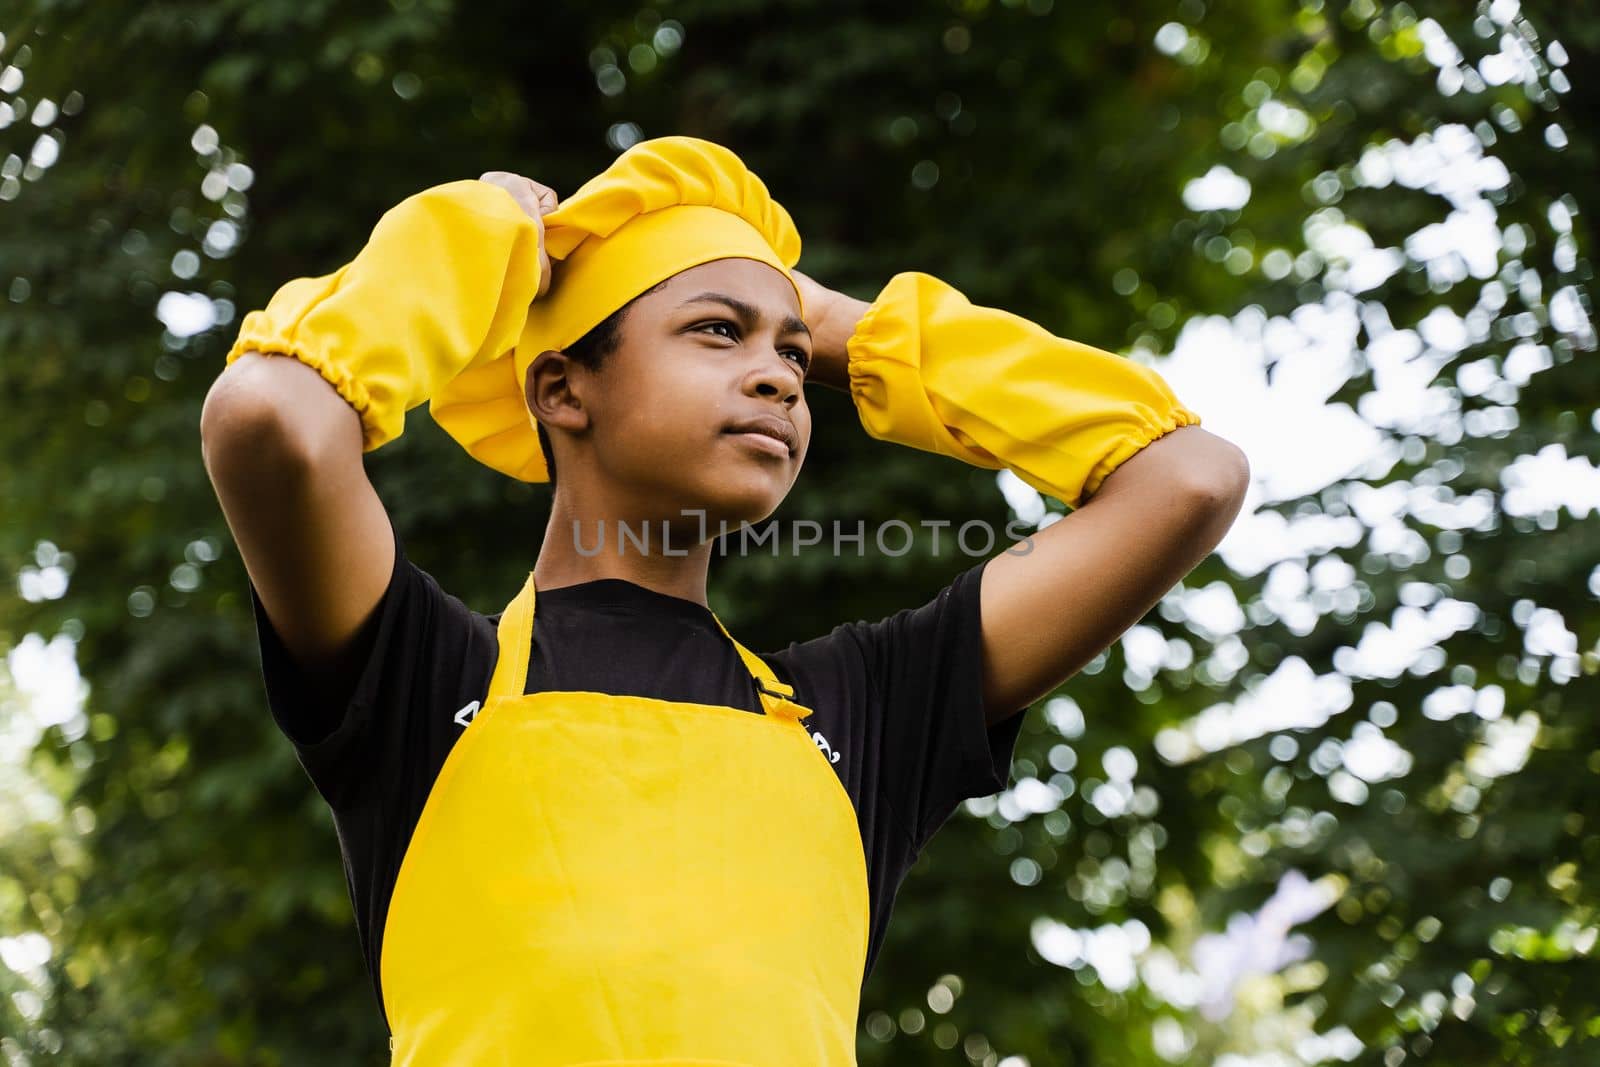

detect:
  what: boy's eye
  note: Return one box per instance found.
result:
[697,320,809,373]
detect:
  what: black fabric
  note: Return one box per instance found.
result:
[250,523,1029,1031]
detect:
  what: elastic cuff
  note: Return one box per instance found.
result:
[1080,404,1204,501]
[842,272,977,463]
[225,323,384,449]
[842,272,913,409]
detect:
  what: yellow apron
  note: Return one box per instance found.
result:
[380,573,871,1065]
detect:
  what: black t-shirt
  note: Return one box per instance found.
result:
[251,525,1029,1031]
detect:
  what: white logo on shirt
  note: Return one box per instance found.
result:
[809,727,842,765]
[453,700,481,728]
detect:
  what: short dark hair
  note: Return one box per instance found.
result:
[533,279,667,484]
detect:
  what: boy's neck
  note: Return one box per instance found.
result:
[532,488,716,608]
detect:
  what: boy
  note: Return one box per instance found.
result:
[201,137,1248,1064]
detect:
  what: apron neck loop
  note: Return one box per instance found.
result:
[484,573,811,722]
[710,613,812,722]
[486,572,537,703]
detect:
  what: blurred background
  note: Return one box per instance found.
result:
[1,1,1596,1064]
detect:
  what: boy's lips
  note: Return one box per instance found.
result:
[721,413,797,455]
[726,431,792,459]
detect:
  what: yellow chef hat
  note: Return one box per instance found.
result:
[429,136,804,482]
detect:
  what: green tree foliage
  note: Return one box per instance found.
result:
[1,1,1595,1064]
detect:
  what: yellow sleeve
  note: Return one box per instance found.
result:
[224,180,543,450]
[845,271,1202,509]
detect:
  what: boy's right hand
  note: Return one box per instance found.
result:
[477,171,559,298]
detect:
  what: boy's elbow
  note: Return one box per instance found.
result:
[1201,443,1251,501]
[200,354,358,486]
[1163,428,1249,502]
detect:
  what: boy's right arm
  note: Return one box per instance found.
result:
[201,172,558,686]
[201,351,394,682]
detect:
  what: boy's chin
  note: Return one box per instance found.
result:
[682,475,789,528]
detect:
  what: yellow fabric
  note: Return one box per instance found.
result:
[223,180,544,450]
[430,137,804,482]
[845,271,1203,509]
[223,138,1197,501]
[380,575,869,1065]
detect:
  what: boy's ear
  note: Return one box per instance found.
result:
[525,349,589,434]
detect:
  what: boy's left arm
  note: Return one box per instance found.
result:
[798,270,1251,728]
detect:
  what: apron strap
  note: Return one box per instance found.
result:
[486,572,537,703]
[711,613,813,723]
[484,572,812,722]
